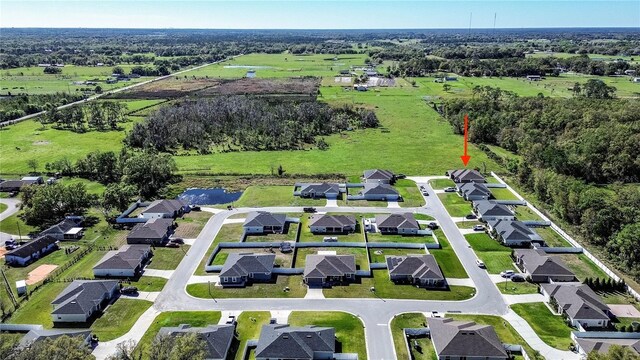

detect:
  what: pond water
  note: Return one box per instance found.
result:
[178,188,243,205]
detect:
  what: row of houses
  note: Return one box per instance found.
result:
[306,212,423,235]
[293,169,402,201]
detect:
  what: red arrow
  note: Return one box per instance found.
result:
[460,114,471,166]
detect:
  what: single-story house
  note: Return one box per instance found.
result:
[308,214,356,234]
[446,169,486,183]
[0,180,24,192]
[51,280,119,323]
[355,183,400,201]
[386,254,445,288]
[514,249,576,283]
[457,182,492,201]
[157,324,236,360]
[19,329,93,348]
[487,219,543,247]
[527,75,542,81]
[243,212,287,234]
[473,200,516,222]
[362,169,395,184]
[4,235,59,267]
[375,213,420,235]
[573,334,640,358]
[140,199,189,219]
[296,183,342,199]
[126,218,174,245]
[429,318,509,360]
[21,176,44,185]
[219,253,276,287]
[255,324,336,360]
[92,245,152,278]
[40,217,84,241]
[541,283,611,329]
[303,254,356,287]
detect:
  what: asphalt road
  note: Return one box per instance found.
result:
[0,197,26,241]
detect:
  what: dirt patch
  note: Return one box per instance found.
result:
[27,264,58,285]
[32,140,51,146]
[109,77,222,99]
[609,304,640,318]
[196,77,320,97]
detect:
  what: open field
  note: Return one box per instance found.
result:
[559,253,610,281]
[391,313,436,360]
[289,311,368,360]
[511,302,573,350]
[465,233,517,274]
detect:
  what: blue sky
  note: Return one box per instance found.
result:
[1,1,638,29]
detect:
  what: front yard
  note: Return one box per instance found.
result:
[437,193,473,217]
[465,233,516,274]
[428,178,455,190]
[91,299,153,341]
[395,179,426,208]
[186,275,307,299]
[510,302,573,350]
[431,229,468,278]
[173,211,212,238]
[498,280,540,295]
[368,248,428,264]
[146,245,191,270]
[294,247,369,270]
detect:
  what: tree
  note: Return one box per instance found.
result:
[43,66,62,74]
[27,159,38,173]
[583,79,616,99]
[112,66,125,75]
[4,335,92,360]
[607,223,640,275]
[587,344,640,359]
[95,85,103,94]
[102,182,137,215]
[572,82,582,97]
[21,183,96,228]
[122,152,177,199]
[442,83,452,92]
[148,333,207,360]
[106,340,142,360]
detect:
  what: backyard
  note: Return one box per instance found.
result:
[186,275,307,299]
[511,302,573,350]
[390,313,436,360]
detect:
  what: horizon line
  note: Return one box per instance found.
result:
[2,26,639,31]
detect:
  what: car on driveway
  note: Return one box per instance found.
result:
[500,270,514,278]
[427,222,439,230]
[473,224,485,231]
[121,286,138,295]
[476,259,486,268]
[170,238,185,244]
[511,274,526,282]
[303,207,317,213]
[465,214,477,219]
[444,187,456,193]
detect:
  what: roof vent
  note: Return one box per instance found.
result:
[306,334,312,338]
[283,335,289,339]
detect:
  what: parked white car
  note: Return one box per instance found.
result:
[500,270,515,278]
[476,259,486,268]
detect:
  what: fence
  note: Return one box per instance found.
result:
[0,324,43,332]
[540,247,583,254]
[402,327,430,360]
[491,172,640,301]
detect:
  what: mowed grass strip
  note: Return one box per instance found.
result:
[289,311,368,360]
[391,313,437,360]
[510,302,573,350]
[432,229,468,278]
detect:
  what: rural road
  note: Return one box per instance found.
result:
[0,197,25,241]
[0,54,243,126]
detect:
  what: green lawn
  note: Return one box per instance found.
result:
[0,202,8,214]
[7,282,68,328]
[323,270,475,300]
[245,222,299,242]
[432,229,468,278]
[428,178,455,190]
[220,185,318,208]
[186,275,306,299]
[195,223,246,275]
[294,247,369,270]
[498,280,540,295]
[289,311,368,360]
[489,188,519,200]
[559,254,610,281]
[368,248,427,264]
[136,311,222,356]
[513,206,542,221]
[536,227,570,247]
[212,248,293,268]
[235,311,271,360]
[173,211,212,238]
[91,299,153,341]
[129,276,168,292]
[0,211,37,235]
[367,231,434,244]
[456,220,483,229]
[437,193,473,217]
[465,233,516,274]
[414,213,435,221]
[396,179,425,207]
[299,214,366,243]
[598,290,640,311]
[146,245,191,270]
[511,302,573,350]
[391,313,436,360]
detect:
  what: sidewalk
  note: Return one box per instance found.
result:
[142,269,174,279]
[93,306,161,360]
[502,294,545,305]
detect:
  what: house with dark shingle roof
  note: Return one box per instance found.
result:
[296,183,342,199]
[219,253,276,287]
[157,324,236,360]
[514,249,576,283]
[126,218,174,245]
[303,254,356,287]
[244,212,288,234]
[573,334,640,358]
[40,217,84,241]
[362,169,395,184]
[386,254,445,288]
[354,183,400,201]
[375,213,420,235]
[473,200,516,222]
[429,318,509,360]
[140,199,189,219]
[308,214,356,234]
[255,324,336,360]
[487,219,543,247]
[51,280,119,323]
[19,329,93,348]
[0,180,25,192]
[93,245,152,278]
[457,182,492,201]
[446,169,486,183]
[4,235,59,267]
[541,283,611,329]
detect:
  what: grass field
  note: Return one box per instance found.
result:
[289,311,368,360]
[428,178,455,189]
[511,302,573,350]
[136,311,222,356]
[218,185,318,207]
[390,313,436,360]
[437,193,473,217]
[490,188,519,200]
[432,229,468,278]
[299,214,365,243]
[91,299,153,341]
[465,233,516,274]
[395,179,425,207]
[234,311,271,360]
[146,246,191,270]
[559,253,610,281]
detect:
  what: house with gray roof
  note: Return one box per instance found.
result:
[350,183,400,201]
[447,169,486,183]
[375,213,421,235]
[244,212,287,234]
[93,245,152,278]
[457,182,492,201]
[473,200,516,222]
[303,254,356,287]
[126,218,174,245]
[157,324,236,360]
[219,253,276,287]
[362,169,395,184]
[308,214,356,234]
[386,254,445,288]
[514,249,576,283]
[429,318,509,360]
[255,324,336,360]
[541,283,611,329]
[19,329,93,348]
[51,280,119,323]
[487,219,543,247]
[5,235,59,267]
[40,217,84,241]
[295,183,342,199]
[140,199,189,219]
[0,180,25,192]
[21,176,44,185]
[573,333,640,358]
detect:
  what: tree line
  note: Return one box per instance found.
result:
[0,93,85,123]
[442,87,640,280]
[38,101,128,132]
[125,96,379,154]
